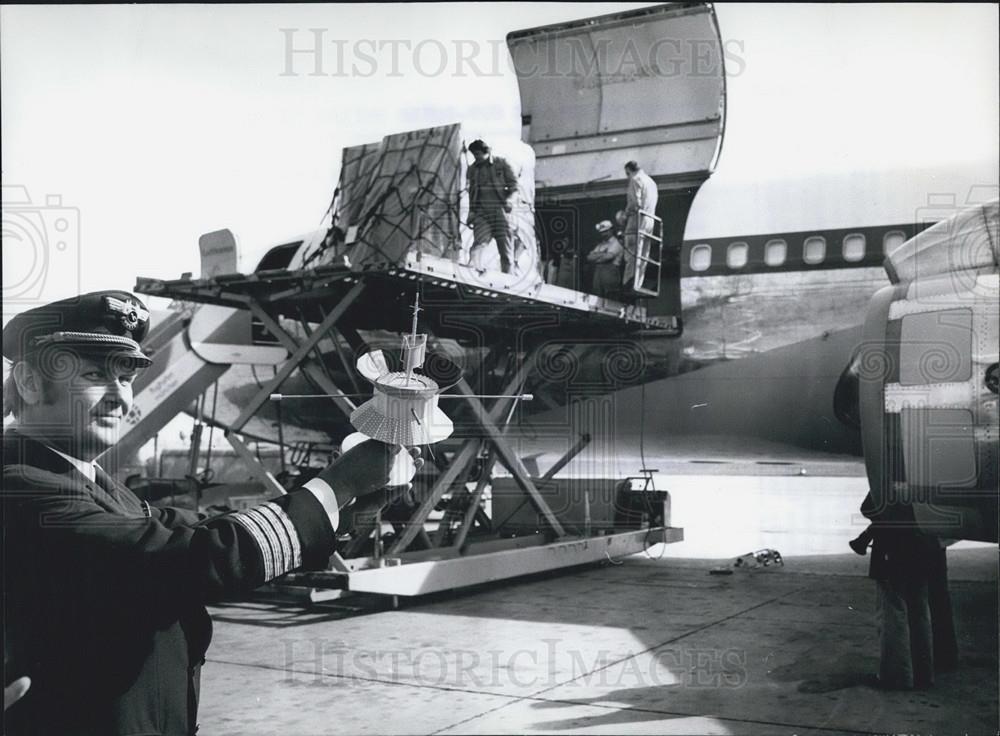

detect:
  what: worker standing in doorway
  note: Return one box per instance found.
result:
[586,220,624,298]
[467,139,519,274]
[622,160,659,295]
[2,291,419,735]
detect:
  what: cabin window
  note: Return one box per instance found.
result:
[727,242,749,269]
[764,239,787,267]
[690,244,712,272]
[883,230,906,255]
[803,236,826,265]
[842,233,866,262]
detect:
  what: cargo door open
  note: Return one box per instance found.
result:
[507,2,726,318]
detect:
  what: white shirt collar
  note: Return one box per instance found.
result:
[49,446,97,483]
[5,426,99,482]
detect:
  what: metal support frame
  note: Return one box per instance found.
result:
[453,375,567,537]
[221,291,681,593]
[226,433,285,496]
[430,349,516,547]
[223,281,366,497]
[230,285,362,432]
[386,351,545,554]
[451,446,496,550]
[244,281,365,421]
[490,433,592,532]
[430,439,484,547]
[137,260,684,598]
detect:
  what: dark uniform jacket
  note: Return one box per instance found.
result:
[2,430,337,736]
[860,491,939,583]
[468,156,517,213]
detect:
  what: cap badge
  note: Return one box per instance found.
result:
[105,295,149,332]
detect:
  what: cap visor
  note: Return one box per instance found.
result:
[77,346,153,368]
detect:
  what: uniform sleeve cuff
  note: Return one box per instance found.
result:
[269,485,339,569]
[302,477,341,533]
[229,502,303,581]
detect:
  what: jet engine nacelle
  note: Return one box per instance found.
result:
[858,199,999,542]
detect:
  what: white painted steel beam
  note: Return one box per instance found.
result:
[343,527,683,596]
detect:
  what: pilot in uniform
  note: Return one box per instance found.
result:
[2,291,409,735]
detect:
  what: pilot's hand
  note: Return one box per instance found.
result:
[347,482,415,524]
[317,442,422,509]
[317,440,395,508]
[4,676,30,710]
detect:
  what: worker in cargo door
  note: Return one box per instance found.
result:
[1,291,420,735]
[621,160,659,297]
[467,138,518,274]
[586,220,624,298]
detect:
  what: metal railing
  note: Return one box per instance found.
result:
[630,208,663,297]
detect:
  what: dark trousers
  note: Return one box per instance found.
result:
[188,664,201,735]
[472,207,513,273]
[928,548,959,670]
[591,263,621,298]
[876,577,933,688]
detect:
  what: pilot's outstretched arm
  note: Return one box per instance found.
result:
[4,440,402,609]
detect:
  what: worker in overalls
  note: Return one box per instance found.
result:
[467,139,519,274]
[586,220,624,298]
[622,160,659,295]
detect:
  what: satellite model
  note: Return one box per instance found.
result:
[349,295,454,446]
[271,295,531,485]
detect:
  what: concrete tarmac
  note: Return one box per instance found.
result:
[201,545,997,735]
[200,461,995,735]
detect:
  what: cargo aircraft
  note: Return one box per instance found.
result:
[115,3,998,543]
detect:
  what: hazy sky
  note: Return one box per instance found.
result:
[3,3,998,318]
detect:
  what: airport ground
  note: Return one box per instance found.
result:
[200,471,998,735]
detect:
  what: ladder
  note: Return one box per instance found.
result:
[630,209,663,297]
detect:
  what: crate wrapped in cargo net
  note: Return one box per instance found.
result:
[294,123,462,270]
[295,123,539,280]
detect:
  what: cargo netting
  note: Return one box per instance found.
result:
[295,123,539,278]
[296,124,462,269]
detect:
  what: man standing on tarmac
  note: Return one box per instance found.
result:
[2,290,419,735]
[857,492,959,690]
